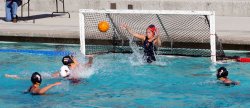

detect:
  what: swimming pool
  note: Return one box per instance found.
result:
[1,41,250,108]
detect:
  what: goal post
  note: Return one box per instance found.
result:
[79,12,85,55]
[79,9,221,62]
[209,12,216,62]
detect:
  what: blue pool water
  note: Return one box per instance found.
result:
[1,41,250,108]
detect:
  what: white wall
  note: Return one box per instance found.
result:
[1,0,250,16]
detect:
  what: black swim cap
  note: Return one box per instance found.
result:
[217,67,228,79]
[31,72,42,84]
[62,55,74,65]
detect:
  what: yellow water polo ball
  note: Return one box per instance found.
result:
[98,21,109,32]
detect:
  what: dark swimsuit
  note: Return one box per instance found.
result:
[224,81,238,86]
[218,78,238,86]
[143,36,156,63]
[27,86,39,95]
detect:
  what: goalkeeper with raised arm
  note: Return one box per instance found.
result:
[121,24,161,63]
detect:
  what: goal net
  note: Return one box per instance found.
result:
[79,9,225,62]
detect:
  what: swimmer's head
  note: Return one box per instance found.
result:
[62,55,74,65]
[147,24,156,36]
[217,67,228,79]
[31,72,42,85]
[60,65,70,78]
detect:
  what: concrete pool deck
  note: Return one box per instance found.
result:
[1,11,250,50]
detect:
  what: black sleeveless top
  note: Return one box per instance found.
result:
[143,36,156,63]
[27,85,39,95]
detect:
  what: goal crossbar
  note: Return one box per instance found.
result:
[79,9,214,15]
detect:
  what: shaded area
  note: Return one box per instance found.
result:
[0,17,5,21]
[0,36,79,44]
[222,44,250,51]
[0,14,63,22]
[19,14,63,22]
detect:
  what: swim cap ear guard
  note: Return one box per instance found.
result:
[217,67,228,79]
[62,55,74,65]
[31,72,42,84]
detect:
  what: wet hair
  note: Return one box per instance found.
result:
[147,24,156,35]
[31,72,42,84]
[62,55,74,65]
[217,67,228,79]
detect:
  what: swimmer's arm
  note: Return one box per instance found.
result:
[151,36,161,47]
[224,82,240,86]
[4,74,20,79]
[155,36,161,47]
[120,24,145,40]
[84,55,94,67]
[223,79,240,86]
[231,81,240,85]
[71,56,79,65]
[37,82,61,95]
[51,72,60,78]
[128,29,145,41]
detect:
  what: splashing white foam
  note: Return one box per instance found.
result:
[52,80,70,92]
[209,63,217,72]
[126,36,169,66]
[69,64,95,79]
[128,36,145,65]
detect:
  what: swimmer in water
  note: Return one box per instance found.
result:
[25,72,61,95]
[5,55,93,82]
[52,55,94,83]
[216,67,240,86]
[217,55,250,63]
[121,24,161,63]
[217,56,240,62]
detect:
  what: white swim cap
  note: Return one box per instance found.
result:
[60,65,70,78]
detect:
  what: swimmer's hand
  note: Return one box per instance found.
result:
[120,23,128,30]
[233,81,240,85]
[37,82,62,95]
[154,27,160,38]
[51,72,60,78]
[86,55,94,58]
[5,74,19,79]
[85,55,94,67]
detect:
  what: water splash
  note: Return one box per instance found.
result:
[192,80,218,86]
[75,65,95,79]
[126,35,168,66]
[68,58,95,79]
[127,36,145,65]
[209,63,217,72]
[153,55,168,67]
[53,80,70,92]
[40,72,54,79]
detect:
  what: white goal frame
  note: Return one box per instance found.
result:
[79,9,216,62]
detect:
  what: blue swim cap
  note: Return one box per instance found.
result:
[62,55,74,65]
[31,72,42,84]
